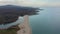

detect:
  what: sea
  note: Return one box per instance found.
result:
[29,7,60,34]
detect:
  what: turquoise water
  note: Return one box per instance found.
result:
[29,7,60,34]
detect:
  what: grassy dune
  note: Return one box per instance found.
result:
[0,26,20,34]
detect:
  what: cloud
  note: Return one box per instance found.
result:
[14,0,48,7]
[0,0,60,7]
[16,0,60,7]
[13,0,60,7]
[46,2,60,7]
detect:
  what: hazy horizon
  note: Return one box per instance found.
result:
[0,0,60,7]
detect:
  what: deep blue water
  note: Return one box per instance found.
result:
[29,7,60,34]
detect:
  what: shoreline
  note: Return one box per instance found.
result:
[17,23,32,34]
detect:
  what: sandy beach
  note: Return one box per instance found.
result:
[17,15,32,34]
[17,22,32,34]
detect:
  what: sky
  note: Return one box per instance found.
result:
[0,0,60,7]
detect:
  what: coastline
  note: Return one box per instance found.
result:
[17,15,32,34]
[17,23,32,34]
